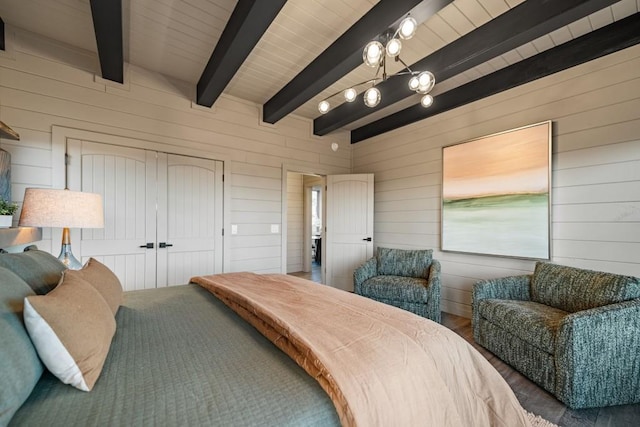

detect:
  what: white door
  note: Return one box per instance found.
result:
[68,140,223,291]
[325,174,374,291]
[68,140,158,290]
[157,153,223,286]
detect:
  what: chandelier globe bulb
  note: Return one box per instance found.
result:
[398,16,417,40]
[416,71,435,94]
[421,94,434,108]
[344,88,357,103]
[318,100,330,114]
[364,87,381,108]
[363,41,384,67]
[408,75,420,91]
[386,38,402,57]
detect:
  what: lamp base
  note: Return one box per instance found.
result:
[58,227,83,270]
[58,243,82,270]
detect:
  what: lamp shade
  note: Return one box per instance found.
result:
[19,188,104,229]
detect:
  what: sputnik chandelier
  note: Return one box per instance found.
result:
[318,15,435,114]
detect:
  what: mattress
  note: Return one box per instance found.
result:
[11,284,339,426]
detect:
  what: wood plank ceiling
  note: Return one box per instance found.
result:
[1,0,639,143]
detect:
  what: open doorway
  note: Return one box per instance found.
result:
[286,172,324,283]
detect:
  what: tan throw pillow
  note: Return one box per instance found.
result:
[23,272,116,391]
[72,258,123,315]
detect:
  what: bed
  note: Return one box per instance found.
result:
[1,249,531,426]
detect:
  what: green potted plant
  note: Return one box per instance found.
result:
[0,199,18,228]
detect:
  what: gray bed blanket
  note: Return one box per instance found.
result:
[11,285,338,426]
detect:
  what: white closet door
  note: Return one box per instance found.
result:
[156,153,223,286]
[70,140,158,291]
[325,174,374,291]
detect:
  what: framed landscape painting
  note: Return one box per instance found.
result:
[441,121,551,259]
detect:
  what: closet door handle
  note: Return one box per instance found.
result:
[139,243,154,249]
[362,237,372,242]
[159,242,173,248]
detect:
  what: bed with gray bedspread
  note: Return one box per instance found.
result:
[10,285,339,426]
[3,249,532,426]
[5,276,339,426]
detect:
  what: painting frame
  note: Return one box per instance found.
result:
[441,121,552,260]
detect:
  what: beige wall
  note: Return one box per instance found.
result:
[0,27,350,273]
[287,172,304,273]
[2,26,639,317]
[352,43,640,317]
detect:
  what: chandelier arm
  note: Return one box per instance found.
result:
[382,56,387,81]
[319,78,383,102]
[374,61,383,81]
[395,56,415,74]
[389,71,415,77]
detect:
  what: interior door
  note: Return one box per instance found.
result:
[68,140,157,291]
[156,153,223,286]
[325,174,374,291]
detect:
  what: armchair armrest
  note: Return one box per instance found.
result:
[427,259,441,290]
[555,299,640,408]
[472,275,531,337]
[353,257,377,292]
[426,260,441,323]
[473,275,532,303]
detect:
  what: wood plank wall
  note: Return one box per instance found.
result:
[287,172,304,273]
[2,26,638,316]
[352,43,640,318]
[0,27,350,273]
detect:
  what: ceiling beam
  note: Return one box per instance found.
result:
[0,17,5,51]
[89,0,124,83]
[262,0,452,124]
[314,0,621,136]
[197,0,287,108]
[351,12,640,143]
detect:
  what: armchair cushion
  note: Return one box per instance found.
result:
[358,276,429,303]
[477,300,567,354]
[532,262,640,313]
[376,248,432,278]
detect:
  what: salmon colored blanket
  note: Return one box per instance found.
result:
[192,272,530,427]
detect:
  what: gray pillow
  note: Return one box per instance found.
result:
[0,250,66,295]
[0,267,44,425]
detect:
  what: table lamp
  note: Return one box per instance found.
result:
[19,188,104,269]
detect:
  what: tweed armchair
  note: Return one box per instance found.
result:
[473,261,640,409]
[354,247,441,323]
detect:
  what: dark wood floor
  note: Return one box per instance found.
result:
[287,271,640,426]
[442,312,640,427]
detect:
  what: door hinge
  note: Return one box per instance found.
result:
[64,153,70,166]
[222,228,224,236]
